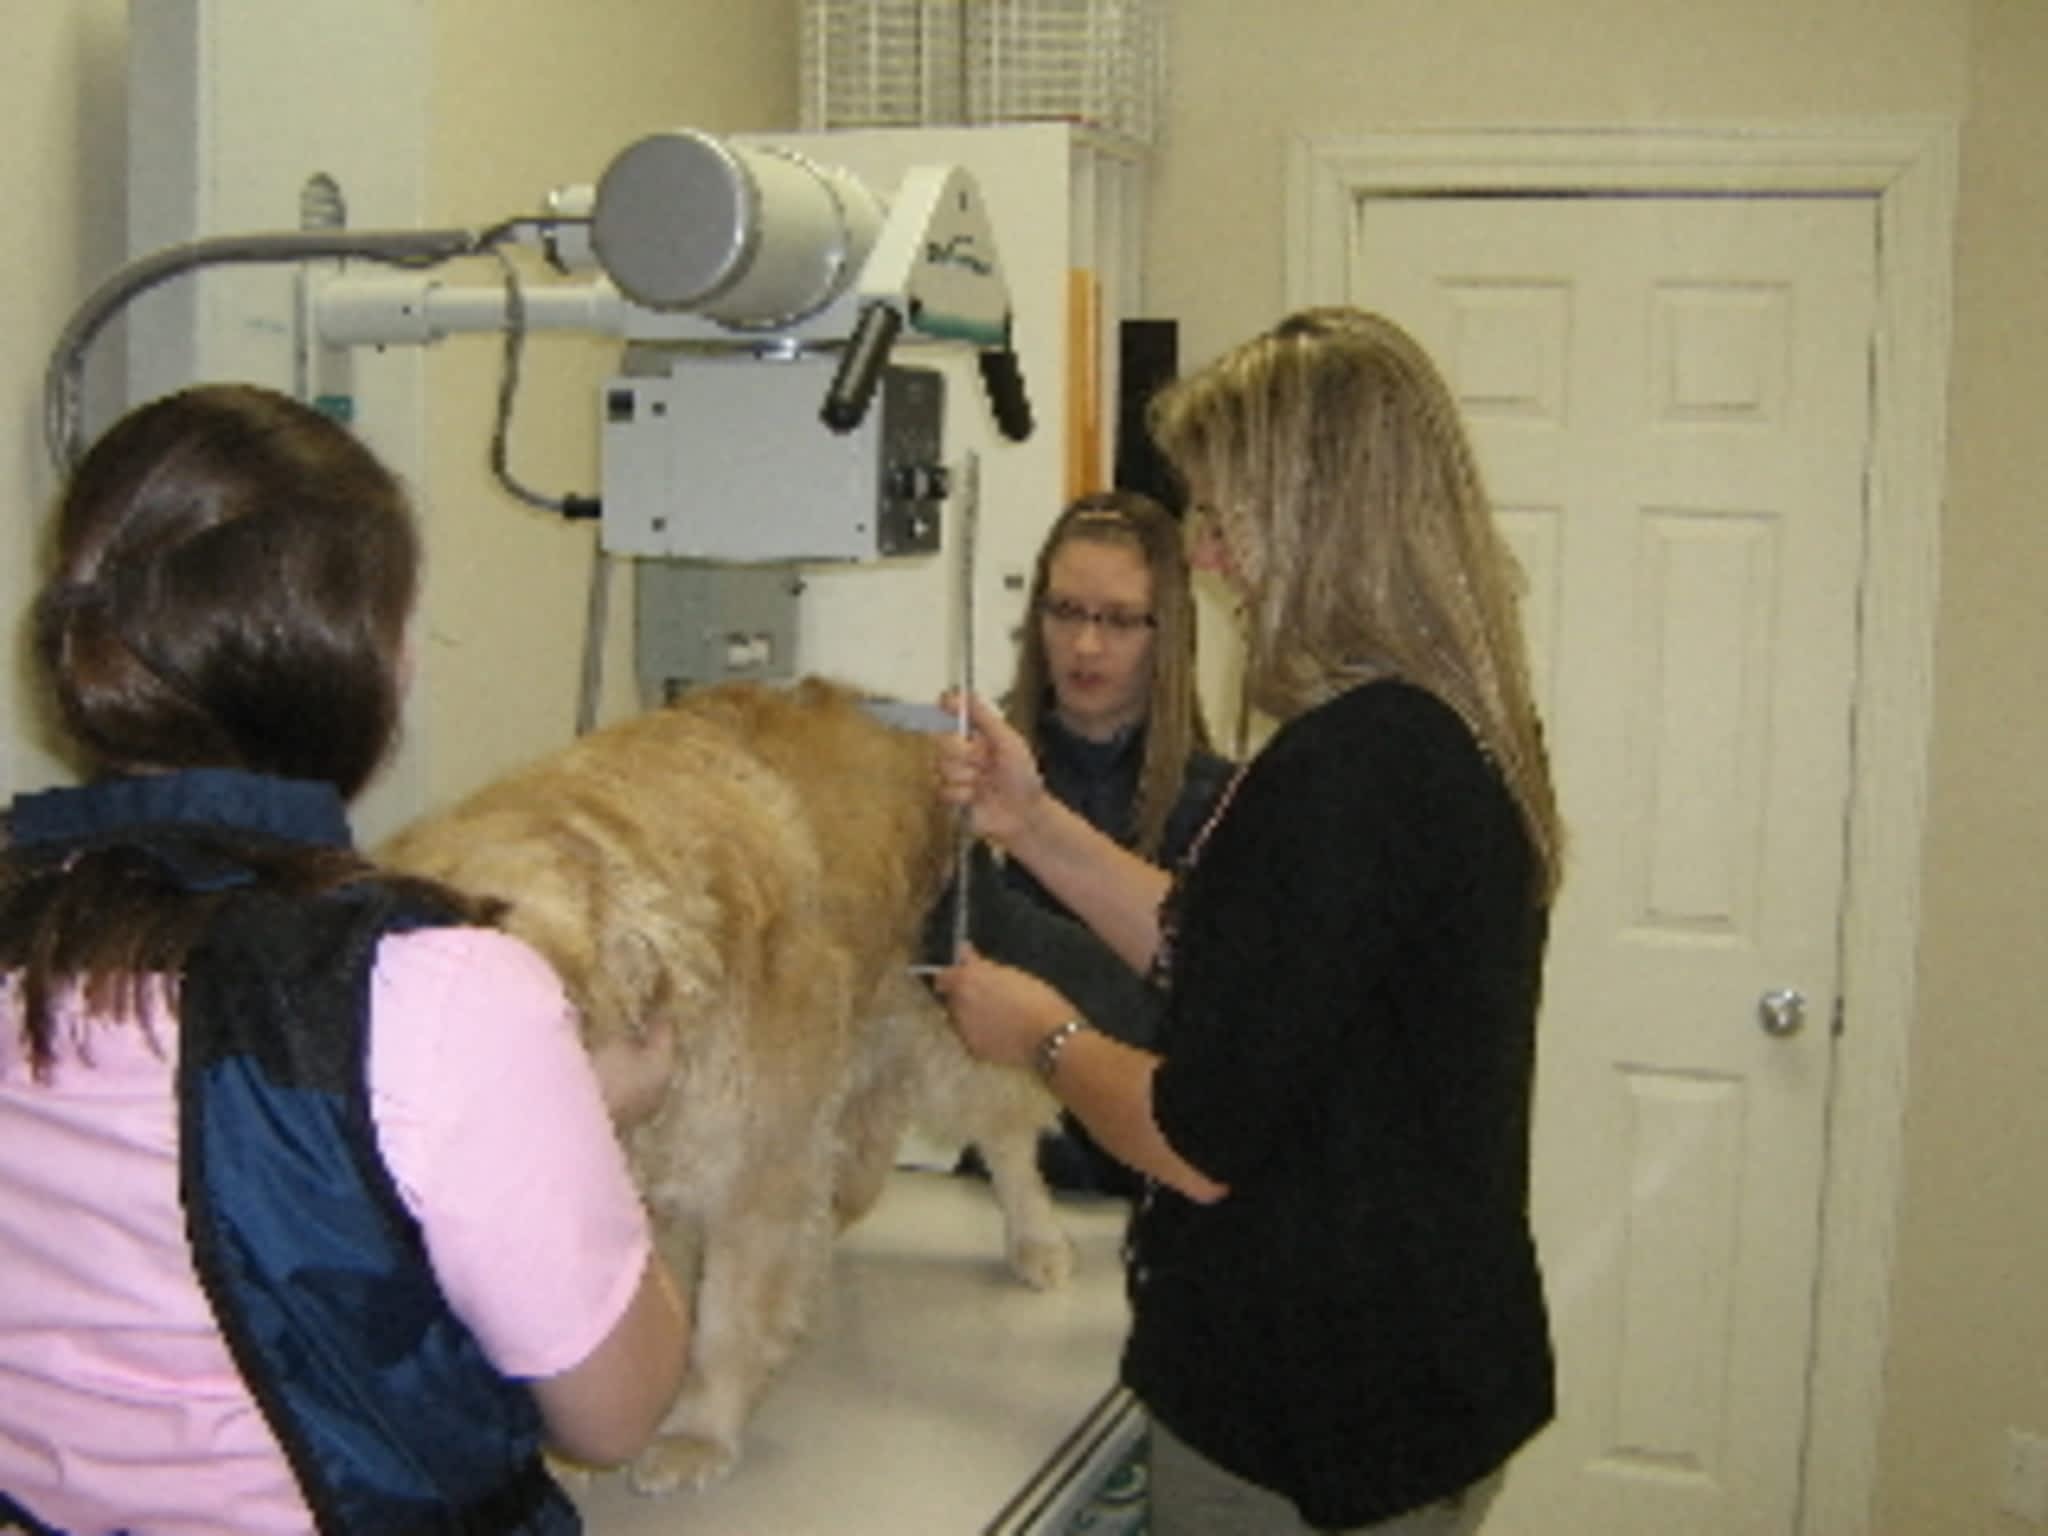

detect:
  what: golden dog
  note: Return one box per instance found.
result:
[376,676,1068,1494]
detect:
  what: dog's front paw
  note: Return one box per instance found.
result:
[1008,1228,1075,1291]
[630,1431,738,1496]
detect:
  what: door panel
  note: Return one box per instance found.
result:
[1354,196,1876,1535]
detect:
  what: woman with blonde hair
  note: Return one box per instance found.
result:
[934,307,1560,1533]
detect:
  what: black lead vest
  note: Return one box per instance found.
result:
[4,770,578,1535]
[179,880,578,1535]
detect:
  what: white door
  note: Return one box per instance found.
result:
[1354,197,1875,1536]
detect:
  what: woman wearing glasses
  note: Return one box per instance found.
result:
[987,491,1234,1196]
[934,311,1560,1534]
[1011,492,1233,890]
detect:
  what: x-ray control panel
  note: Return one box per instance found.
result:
[601,356,946,564]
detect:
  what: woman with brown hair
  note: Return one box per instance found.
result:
[1006,489,1231,872]
[935,308,1561,1533]
[0,384,685,1534]
[987,489,1234,1195]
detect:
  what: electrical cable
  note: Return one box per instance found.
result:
[479,244,558,514]
[471,224,610,736]
[42,228,483,473]
[478,231,602,519]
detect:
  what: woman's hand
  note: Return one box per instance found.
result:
[931,942,1076,1073]
[587,1014,678,1129]
[938,943,1231,1207]
[935,690,1047,849]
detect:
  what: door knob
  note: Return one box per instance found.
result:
[1758,989,1807,1038]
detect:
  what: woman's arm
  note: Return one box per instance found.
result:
[529,1013,689,1462]
[933,943,1226,1204]
[528,1253,689,1467]
[939,691,1172,972]
[1003,797,1172,974]
[371,929,692,1469]
[586,1012,678,1128]
[1044,1026,1227,1205]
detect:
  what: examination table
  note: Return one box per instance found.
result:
[570,1168,1143,1535]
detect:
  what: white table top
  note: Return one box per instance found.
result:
[572,1168,1135,1535]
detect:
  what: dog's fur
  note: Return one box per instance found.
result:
[376,676,1067,1493]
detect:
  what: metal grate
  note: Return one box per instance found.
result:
[967,0,1164,148]
[800,0,1165,148]
[801,0,968,129]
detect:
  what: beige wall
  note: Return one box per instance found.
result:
[0,1,801,815]
[1884,2,2048,1531]
[1148,0,1969,369]
[1,1,128,797]
[6,4,2043,1533]
[1149,2,2044,1532]
[417,0,801,808]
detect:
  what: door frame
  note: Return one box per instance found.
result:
[1286,119,1957,1536]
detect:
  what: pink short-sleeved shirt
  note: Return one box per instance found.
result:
[0,926,651,1536]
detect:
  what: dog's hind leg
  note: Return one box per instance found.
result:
[831,1090,910,1233]
[902,999,1074,1291]
[829,1011,913,1232]
[973,1124,1075,1291]
[829,992,931,1231]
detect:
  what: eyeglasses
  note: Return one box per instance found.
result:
[1037,596,1157,636]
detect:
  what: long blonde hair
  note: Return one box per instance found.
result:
[1149,307,1562,899]
[1005,490,1215,860]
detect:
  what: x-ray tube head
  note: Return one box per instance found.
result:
[591,130,883,327]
